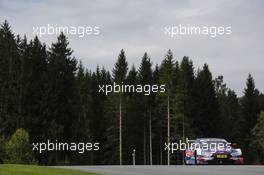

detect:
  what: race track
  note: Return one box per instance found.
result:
[58,165,264,175]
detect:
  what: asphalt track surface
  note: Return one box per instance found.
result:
[59,165,264,175]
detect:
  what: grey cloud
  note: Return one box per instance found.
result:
[0,0,263,96]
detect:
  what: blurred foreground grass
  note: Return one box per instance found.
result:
[0,164,98,175]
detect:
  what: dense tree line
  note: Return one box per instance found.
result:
[0,21,264,165]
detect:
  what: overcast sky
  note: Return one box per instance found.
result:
[0,0,263,96]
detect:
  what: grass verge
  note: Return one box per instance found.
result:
[0,164,98,175]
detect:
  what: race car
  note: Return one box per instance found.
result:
[184,138,244,165]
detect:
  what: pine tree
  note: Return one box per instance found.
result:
[259,93,264,111]
[176,57,195,140]
[240,74,260,163]
[241,74,260,133]
[138,52,153,165]
[158,50,176,165]
[0,20,21,136]
[214,76,242,142]
[70,62,93,164]
[46,33,78,164]
[91,66,111,164]
[113,49,128,84]
[105,49,128,165]
[21,37,48,142]
[151,64,164,165]
[226,90,242,142]
[123,65,143,165]
[193,64,219,137]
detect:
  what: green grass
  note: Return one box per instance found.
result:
[0,164,98,175]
